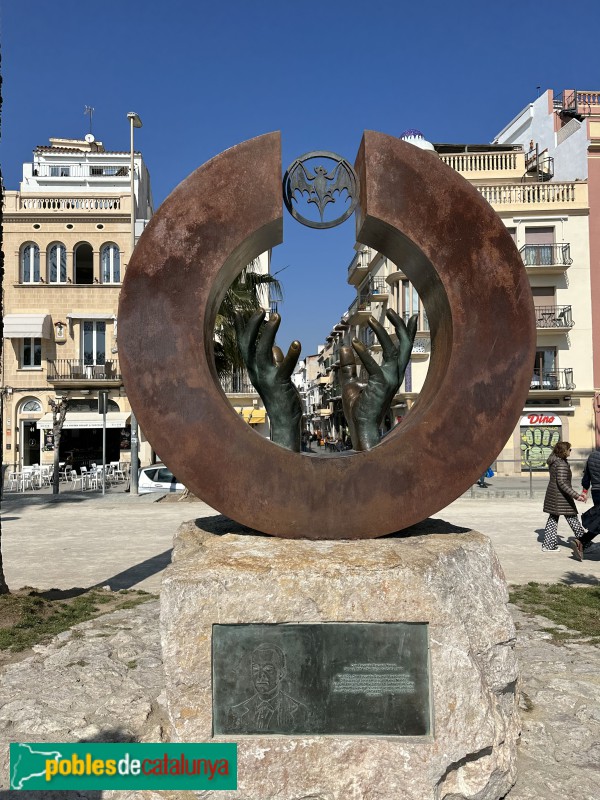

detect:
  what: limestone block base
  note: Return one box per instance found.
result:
[160,518,520,800]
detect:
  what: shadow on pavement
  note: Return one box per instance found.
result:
[91,549,173,590]
[560,572,600,585]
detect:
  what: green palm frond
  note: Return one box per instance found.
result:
[213,260,284,377]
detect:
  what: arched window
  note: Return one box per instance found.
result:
[21,243,40,283]
[48,242,67,283]
[20,398,42,413]
[101,243,121,283]
[74,242,94,284]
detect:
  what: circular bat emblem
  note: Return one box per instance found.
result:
[283,151,359,229]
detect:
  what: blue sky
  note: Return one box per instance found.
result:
[2,0,599,355]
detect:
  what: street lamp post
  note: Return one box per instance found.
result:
[127,112,142,495]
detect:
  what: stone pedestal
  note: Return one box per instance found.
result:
[160,519,520,800]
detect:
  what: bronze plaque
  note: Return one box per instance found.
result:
[212,623,430,736]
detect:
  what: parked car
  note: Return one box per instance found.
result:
[138,462,185,494]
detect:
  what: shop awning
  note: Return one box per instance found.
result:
[232,407,267,424]
[3,314,53,339]
[66,312,116,321]
[37,412,130,430]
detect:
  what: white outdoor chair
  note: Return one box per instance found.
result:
[7,472,20,491]
[39,466,53,487]
[109,461,125,482]
[70,469,86,490]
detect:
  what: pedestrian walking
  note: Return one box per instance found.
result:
[571,448,600,560]
[541,441,586,552]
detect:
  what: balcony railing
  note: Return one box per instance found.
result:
[477,183,580,206]
[220,370,257,394]
[520,243,572,268]
[347,248,370,277]
[370,277,388,296]
[348,297,372,319]
[439,151,521,175]
[47,359,121,381]
[19,196,124,212]
[535,305,574,329]
[33,164,130,178]
[530,368,575,391]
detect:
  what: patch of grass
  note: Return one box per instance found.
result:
[0,588,157,654]
[126,659,138,669]
[510,583,600,640]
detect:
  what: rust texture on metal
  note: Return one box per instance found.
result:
[118,131,536,539]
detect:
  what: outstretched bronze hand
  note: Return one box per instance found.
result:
[234,310,303,452]
[340,309,418,451]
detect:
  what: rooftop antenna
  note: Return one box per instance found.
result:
[84,105,95,135]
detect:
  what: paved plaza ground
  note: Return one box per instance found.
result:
[1,477,599,592]
[1,482,599,799]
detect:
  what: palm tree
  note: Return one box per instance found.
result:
[213,259,284,377]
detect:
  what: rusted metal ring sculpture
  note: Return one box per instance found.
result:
[119,131,535,539]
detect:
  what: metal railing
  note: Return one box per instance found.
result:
[520,243,572,267]
[535,305,574,328]
[469,457,589,500]
[220,370,257,394]
[530,368,575,391]
[370,277,388,295]
[347,248,370,276]
[33,164,130,178]
[47,359,121,381]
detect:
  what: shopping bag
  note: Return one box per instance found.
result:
[485,467,494,478]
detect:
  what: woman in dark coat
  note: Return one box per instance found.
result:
[542,441,586,551]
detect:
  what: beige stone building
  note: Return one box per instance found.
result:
[313,128,595,473]
[2,135,154,471]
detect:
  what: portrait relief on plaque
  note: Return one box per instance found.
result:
[212,623,431,736]
[227,643,309,732]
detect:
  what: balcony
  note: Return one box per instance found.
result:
[477,182,587,211]
[33,163,130,179]
[347,248,371,285]
[530,368,575,392]
[220,370,257,395]
[439,150,524,181]
[520,243,572,273]
[369,277,390,302]
[47,359,122,386]
[17,195,127,213]
[347,296,372,324]
[535,305,574,333]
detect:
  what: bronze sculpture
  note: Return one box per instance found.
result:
[234,310,302,452]
[118,131,536,539]
[340,310,418,451]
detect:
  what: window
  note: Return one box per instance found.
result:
[82,321,106,365]
[50,166,70,177]
[101,243,121,283]
[21,398,42,413]
[524,227,555,266]
[48,242,67,283]
[21,338,42,368]
[74,242,94,284]
[402,280,420,322]
[21,243,40,283]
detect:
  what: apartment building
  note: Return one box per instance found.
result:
[2,135,154,471]
[311,116,596,473]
